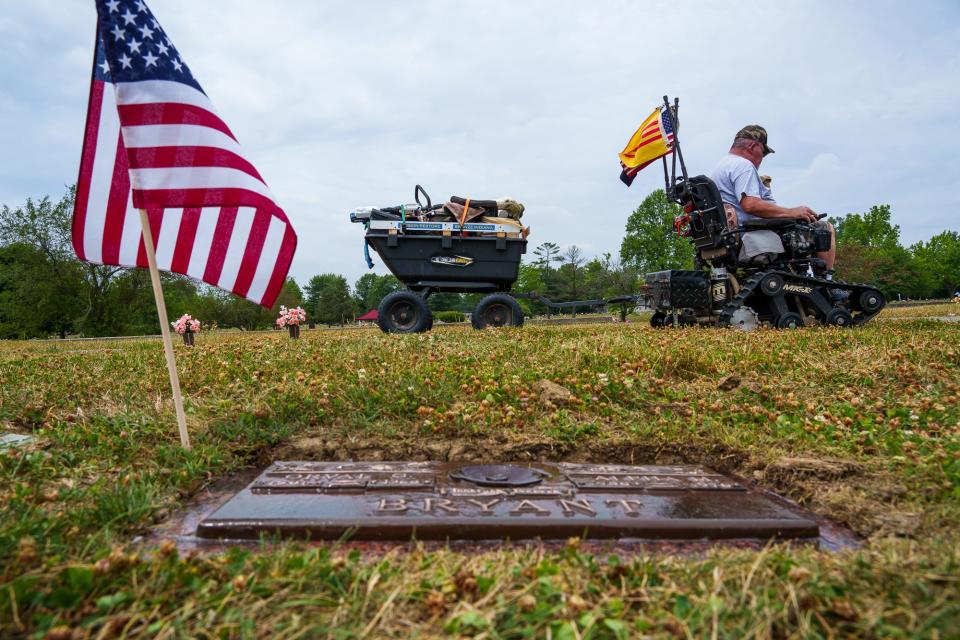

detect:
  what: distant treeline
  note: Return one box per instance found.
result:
[1,187,956,338]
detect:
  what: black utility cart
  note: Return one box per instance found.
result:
[354,188,528,333]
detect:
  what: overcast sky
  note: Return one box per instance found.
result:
[2,0,958,286]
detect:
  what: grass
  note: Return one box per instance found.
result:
[879,301,960,318]
[0,312,958,638]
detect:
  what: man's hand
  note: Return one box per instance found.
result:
[741,196,818,221]
[787,206,818,222]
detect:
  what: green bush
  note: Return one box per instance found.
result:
[434,310,465,323]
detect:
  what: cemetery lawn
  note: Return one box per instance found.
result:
[1,315,958,638]
[879,301,960,319]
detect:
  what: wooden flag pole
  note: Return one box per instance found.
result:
[138,209,192,450]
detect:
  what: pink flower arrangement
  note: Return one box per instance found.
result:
[171,314,201,335]
[276,306,307,328]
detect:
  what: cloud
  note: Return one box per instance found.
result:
[1,0,958,286]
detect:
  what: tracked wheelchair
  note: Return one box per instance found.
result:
[641,99,885,330]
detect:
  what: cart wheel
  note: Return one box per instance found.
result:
[377,291,433,333]
[472,294,524,330]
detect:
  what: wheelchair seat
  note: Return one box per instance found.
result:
[671,175,739,265]
[671,175,822,270]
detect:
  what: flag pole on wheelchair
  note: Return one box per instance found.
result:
[663,95,688,183]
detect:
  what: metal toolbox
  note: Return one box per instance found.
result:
[644,270,711,311]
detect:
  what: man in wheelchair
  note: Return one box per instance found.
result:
[644,121,885,329]
[710,125,838,280]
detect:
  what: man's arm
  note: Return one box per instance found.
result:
[741,195,818,222]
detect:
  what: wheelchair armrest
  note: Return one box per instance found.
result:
[741,218,803,230]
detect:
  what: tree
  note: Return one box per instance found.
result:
[590,253,641,320]
[305,274,353,325]
[533,242,561,269]
[582,258,603,292]
[555,245,586,301]
[0,189,112,336]
[834,243,927,300]
[911,231,960,298]
[514,262,548,315]
[832,205,901,251]
[352,273,401,311]
[427,293,467,312]
[303,275,326,319]
[831,205,929,299]
[1,188,392,335]
[192,285,275,331]
[0,243,85,338]
[619,189,693,273]
[276,278,304,309]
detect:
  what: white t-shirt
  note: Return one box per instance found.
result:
[709,154,775,223]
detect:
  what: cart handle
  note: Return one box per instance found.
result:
[415,184,431,210]
[459,197,471,234]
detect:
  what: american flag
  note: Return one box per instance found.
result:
[72,0,297,308]
[618,107,675,187]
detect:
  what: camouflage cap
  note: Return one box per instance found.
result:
[735,125,774,155]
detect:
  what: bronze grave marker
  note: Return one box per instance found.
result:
[196,461,818,541]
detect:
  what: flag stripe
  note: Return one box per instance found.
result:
[154,208,183,270]
[232,209,272,298]
[136,208,164,267]
[186,208,220,280]
[201,206,238,285]
[623,127,667,156]
[73,78,105,261]
[132,187,284,213]
[83,84,122,263]
[640,126,662,139]
[116,79,213,111]
[245,216,288,303]
[622,138,673,169]
[121,123,245,155]
[624,133,667,155]
[101,135,132,264]
[126,146,264,183]
[117,103,236,140]
[129,166,273,199]
[635,157,658,171]
[217,207,257,291]
[170,207,201,274]
[116,190,141,265]
[261,225,297,308]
